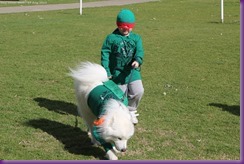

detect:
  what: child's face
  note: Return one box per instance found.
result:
[118,27,132,36]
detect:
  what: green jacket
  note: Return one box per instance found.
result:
[87,80,128,116]
[101,29,144,85]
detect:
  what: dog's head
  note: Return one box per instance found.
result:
[92,99,134,152]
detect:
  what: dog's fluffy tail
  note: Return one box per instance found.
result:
[69,62,108,86]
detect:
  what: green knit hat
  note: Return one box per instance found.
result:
[116,9,135,29]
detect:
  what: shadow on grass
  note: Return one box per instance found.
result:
[209,21,240,24]
[26,118,106,159]
[34,97,78,116]
[208,103,240,116]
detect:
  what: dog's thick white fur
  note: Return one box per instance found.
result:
[69,62,134,160]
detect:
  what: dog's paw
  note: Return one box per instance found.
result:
[105,150,118,160]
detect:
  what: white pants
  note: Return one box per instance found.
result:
[118,80,144,112]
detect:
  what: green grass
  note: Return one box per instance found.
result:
[0,0,240,160]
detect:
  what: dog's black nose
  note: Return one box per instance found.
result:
[121,148,126,152]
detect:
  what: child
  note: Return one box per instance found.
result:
[101,9,144,124]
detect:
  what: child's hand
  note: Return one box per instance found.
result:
[131,61,139,68]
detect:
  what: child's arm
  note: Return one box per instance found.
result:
[101,37,112,77]
[134,35,144,66]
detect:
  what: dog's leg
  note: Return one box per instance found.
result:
[112,146,121,154]
[105,150,118,160]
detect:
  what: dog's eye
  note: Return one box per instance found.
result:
[118,137,122,140]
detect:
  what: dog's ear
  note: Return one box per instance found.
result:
[107,116,117,131]
[108,116,115,126]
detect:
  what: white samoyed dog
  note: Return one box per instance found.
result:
[69,62,135,160]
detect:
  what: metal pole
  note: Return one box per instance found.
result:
[80,0,82,15]
[221,0,224,23]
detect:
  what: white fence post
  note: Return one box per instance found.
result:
[221,0,224,23]
[80,0,82,15]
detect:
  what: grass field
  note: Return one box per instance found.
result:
[0,0,240,160]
